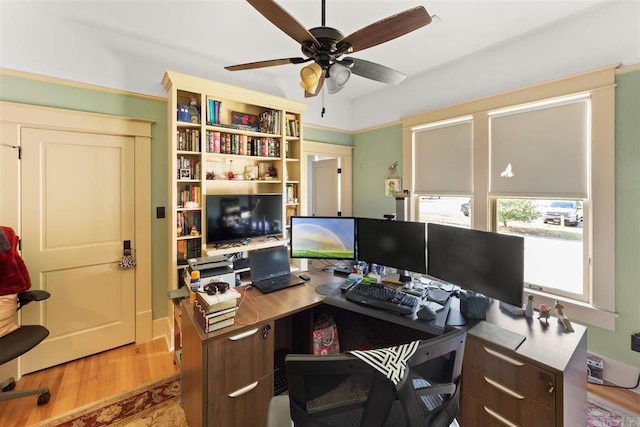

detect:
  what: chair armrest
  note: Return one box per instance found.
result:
[18,290,51,309]
[414,382,456,397]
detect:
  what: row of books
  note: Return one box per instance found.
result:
[177,211,200,237]
[285,184,298,203]
[259,110,281,135]
[193,286,242,333]
[177,184,201,208]
[177,238,201,264]
[177,156,200,180]
[205,131,281,157]
[286,117,300,137]
[207,98,222,126]
[177,129,201,152]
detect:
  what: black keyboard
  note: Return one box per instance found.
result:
[345,283,419,315]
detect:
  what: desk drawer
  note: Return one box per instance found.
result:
[208,373,273,427]
[461,367,554,427]
[207,322,274,398]
[464,338,555,408]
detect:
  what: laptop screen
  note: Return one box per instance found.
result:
[249,246,291,282]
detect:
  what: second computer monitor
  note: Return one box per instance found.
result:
[356,218,427,274]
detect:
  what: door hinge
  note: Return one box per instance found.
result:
[18,147,22,159]
[18,238,22,251]
[337,168,341,174]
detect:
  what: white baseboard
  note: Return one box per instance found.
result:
[589,352,640,394]
[152,316,172,351]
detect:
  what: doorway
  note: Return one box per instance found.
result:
[0,101,153,374]
[303,141,353,218]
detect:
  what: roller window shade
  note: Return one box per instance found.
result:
[413,120,473,194]
[490,98,589,197]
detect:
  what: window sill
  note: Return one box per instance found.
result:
[523,289,618,331]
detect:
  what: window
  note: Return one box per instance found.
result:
[489,95,590,302]
[418,196,471,229]
[496,197,585,299]
[405,65,616,328]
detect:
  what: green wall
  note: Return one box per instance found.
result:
[304,126,353,146]
[0,74,170,320]
[587,70,640,367]
[353,124,403,219]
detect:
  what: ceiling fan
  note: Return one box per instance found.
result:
[225,0,432,97]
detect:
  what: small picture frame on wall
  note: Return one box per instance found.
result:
[385,179,401,197]
[179,169,191,180]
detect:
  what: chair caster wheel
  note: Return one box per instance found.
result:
[2,380,16,392]
[37,391,51,406]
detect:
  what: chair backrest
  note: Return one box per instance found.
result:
[284,328,466,427]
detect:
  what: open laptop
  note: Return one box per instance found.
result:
[249,246,306,293]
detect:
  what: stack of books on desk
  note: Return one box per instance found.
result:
[193,287,242,333]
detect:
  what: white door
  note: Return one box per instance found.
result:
[20,128,136,373]
[312,158,340,216]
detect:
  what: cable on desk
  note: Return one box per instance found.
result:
[234,286,260,326]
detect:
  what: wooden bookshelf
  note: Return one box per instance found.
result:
[162,70,306,352]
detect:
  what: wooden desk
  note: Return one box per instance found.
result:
[181,275,325,427]
[181,271,586,427]
[459,301,587,427]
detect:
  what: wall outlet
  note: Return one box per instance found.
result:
[632,333,640,353]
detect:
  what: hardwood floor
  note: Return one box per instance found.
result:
[0,338,178,427]
[588,381,640,414]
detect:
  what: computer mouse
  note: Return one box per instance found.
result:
[299,274,310,281]
[417,305,437,321]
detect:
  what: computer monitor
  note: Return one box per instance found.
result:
[426,223,524,307]
[289,216,356,261]
[290,216,357,295]
[356,218,427,274]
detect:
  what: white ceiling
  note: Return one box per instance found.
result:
[11,0,614,101]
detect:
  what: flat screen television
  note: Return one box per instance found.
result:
[356,218,427,274]
[426,223,524,307]
[289,216,356,260]
[206,193,283,245]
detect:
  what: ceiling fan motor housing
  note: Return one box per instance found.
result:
[302,27,351,68]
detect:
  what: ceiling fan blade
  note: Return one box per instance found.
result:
[247,0,320,47]
[342,57,406,85]
[304,70,325,98]
[225,57,309,71]
[336,6,431,54]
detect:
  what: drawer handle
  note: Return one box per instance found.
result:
[484,376,525,400]
[229,328,259,341]
[483,406,521,427]
[228,381,259,398]
[483,347,524,367]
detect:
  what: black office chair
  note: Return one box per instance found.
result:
[0,290,51,406]
[268,328,466,427]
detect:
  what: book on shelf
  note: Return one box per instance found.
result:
[194,287,241,313]
[207,98,221,125]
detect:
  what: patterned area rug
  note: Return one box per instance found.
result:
[588,393,640,427]
[32,373,187,427]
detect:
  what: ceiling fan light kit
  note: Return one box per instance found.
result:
[226,0,432,97]
[299,63,323,93]
[326,63,351,94]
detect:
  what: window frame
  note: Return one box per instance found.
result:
[402,65,617,330]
